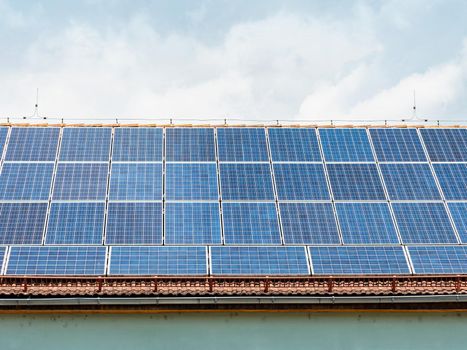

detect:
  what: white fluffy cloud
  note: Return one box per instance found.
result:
[0,3,466,123]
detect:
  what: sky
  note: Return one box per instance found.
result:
[0,0,467,123]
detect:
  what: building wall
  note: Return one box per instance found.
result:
[0,311,466,349]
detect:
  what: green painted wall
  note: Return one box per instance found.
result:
[0,312,466,350]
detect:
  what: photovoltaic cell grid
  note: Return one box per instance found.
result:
[165,203,221,244]
[166,163,218,200]
[319,128,374,162]
[105,202,162,244]
[60,127,111,161]
[420,129,467,162]
[5,128,59,161]
[273,164,330,200]
[0,163,54,200]
[310,246,410,275]
[220,163,274,200]
[380,163,441,200]
[409,246,467,274]
[223,203,281,244]
[211,246,309,275]
[433,164,467,200]
[336,203,399,244]
[0,127,7,155]
[0,203,47,244]
[369,128,426,162]
[279,203,340,244]
[392,203,458,244]
[109,246,207,275]
[268,128,321,161]
[112,128,163,161]
[6,246,106,275]
[109,163,162,200]
[327,164,386,200]
[45,203,105,245]
[449,203,467,243]
[166,128,215,161]
[217,128,269,161]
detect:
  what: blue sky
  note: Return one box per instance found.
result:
[1,0,466,121]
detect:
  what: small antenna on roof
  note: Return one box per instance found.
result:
[413,89,416,119]
[27,88,46,120]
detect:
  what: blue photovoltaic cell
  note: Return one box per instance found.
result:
[109,246,207,275]
[223,203,281,244]
[0,203,47,244]
[112,128,163,161]
[310,246,410,275]
[105,202,162,244]
[420,128,467,162]
[6,246,106,275]
[6,127,59,161]
[0,247,5,268]
[380,163,441,200]
[268,128,321,161]
[109,163,162,200]
[165,203,221,244]
[211,246,309,275]
[319,128,374,162]
[217,128,268,162]
[279,203,340,244]
[409,246,467,274]
[433,164,467,200]
[327,164,386,200]
[0,163,54,200]
[166,163,218,200]
[369,128,426,162]
[220,163,274,200]
[336,203,399,244]
[392,203,457,244]
[60,128,111,161]
[166,128,215,161]
[449,203,467,243]
[0,127,7,155]
[274,164,329,200]
[45,203,105,244]
[53,163,108,200]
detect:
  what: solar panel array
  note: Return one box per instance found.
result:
[0,126,465,276]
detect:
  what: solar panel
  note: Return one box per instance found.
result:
[335,203,399,244]
[433,164,467,200]
[45,203,105,244]
[319,128,374,162]
[392,203,458,244]
[0,246,5,270]
[222,203,281,244]
[217,128,269,161]
[109,163,162,200]
[0,163,54,200]
[310,246,410,275]
[109,246,207,275]
[166,128,215,161]
[165,203,221,244]
[210,246,309,275]
[279,203,340,244]
[53,163,108,200]
[420,128,467,162]
[6,246,106,275]
[0,127,7,155]
[409,246,467,274]
[112,127,163,161]
[165,163,218,200]
[0,203,47,244]
[5,127,59,161]
[380,163,441,200]
[105,202,162,244]
[327,164,386,200]
[273,163,330,200]
[369,128,426,162]
[268,128,321,161]
[220,163,274,200]
[448,203,467,243]
[60,127,112,161]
